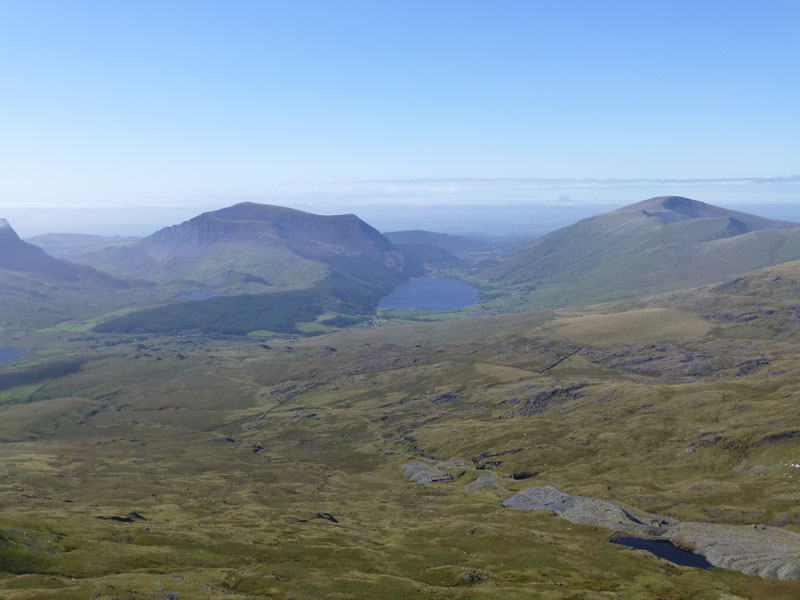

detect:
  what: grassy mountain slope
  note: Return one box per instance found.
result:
[0,270,122,331]
[0,220,137,330]
[5,262,800,597]
[485,196,800,308]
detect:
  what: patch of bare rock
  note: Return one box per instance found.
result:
[402,462,453,483]
[503,484,800,580]
[466,473,499,490]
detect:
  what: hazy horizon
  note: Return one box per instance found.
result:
[3,176,799,238]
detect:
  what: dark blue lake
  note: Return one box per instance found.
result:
[0,348,27,363]
[612,536,713,569]
[378,278,479,311]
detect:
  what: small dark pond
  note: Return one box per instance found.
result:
[180,290,224,301]
[611,536,713,569]
[0,348,28,363]
[378,278,479,311]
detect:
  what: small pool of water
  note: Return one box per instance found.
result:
[611,536,713,569]
[0,348,28,363]
[180,290,224,301]
[378,278,479,311]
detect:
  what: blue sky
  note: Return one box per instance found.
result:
[1,0,799,214]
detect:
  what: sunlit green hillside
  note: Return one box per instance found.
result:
[484,196,800,309]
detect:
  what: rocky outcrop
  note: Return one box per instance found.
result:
[503,485,669,536]
[671,521,800,580]
[403,462,453,483]
[504,484,800,580]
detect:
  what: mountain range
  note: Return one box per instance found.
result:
[7,196,800,334]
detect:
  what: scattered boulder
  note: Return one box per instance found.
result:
[460,568,488,583]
